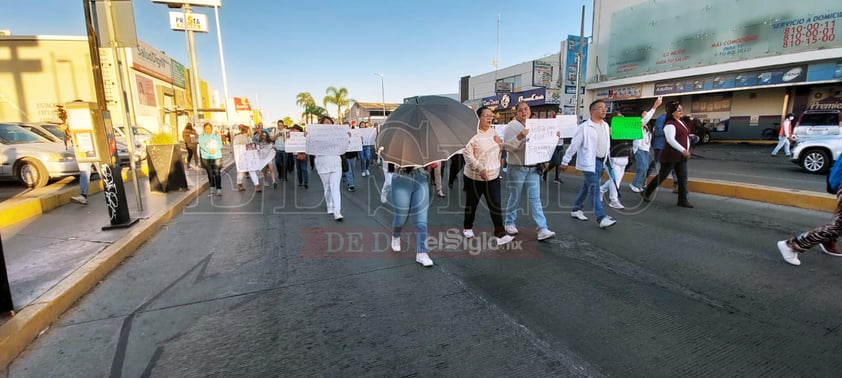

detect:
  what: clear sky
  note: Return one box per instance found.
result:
[1,0,591,123]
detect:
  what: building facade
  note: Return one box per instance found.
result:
[587,0,842,140]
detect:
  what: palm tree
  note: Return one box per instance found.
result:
[302,103,329,124]
[323,86,352,123]
[295,92,316,123]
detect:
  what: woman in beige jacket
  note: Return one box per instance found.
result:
[462,106,514,246]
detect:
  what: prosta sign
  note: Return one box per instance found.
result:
[152,0,221,7]
[169,11,209,33]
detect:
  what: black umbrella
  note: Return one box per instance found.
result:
[376,95,478,168]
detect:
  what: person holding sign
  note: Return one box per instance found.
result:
[314,116,347,221]
[198,122,223,196]
[630,97,663,192]
[561,100,617,229]
[462,106,515,245]
[642,101,694,208]
[233,124,262,193]
[502,101,557,241]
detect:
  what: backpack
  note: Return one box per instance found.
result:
[826,157,842,194]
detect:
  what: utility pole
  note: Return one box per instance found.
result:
[574,5,585,122]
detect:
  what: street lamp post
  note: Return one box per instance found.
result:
[374,73,385,121]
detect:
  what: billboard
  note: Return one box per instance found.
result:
[596,0,842,80]
[532,60,554,87]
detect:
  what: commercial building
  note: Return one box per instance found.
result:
[587,0,842,140]
[0,34,230,139]
[460,35,587,123]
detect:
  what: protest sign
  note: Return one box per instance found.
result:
[286,132,306,153]
[524,118,561,165]
[356,128,377,145]
[492,124,507,140]
[557,115,579,138]
[306,124,350,156]
[348,129,367,151]
[610,116,643,140]
[234,143,276,172]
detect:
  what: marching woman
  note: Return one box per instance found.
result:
[198,122,223,196]
[642,100,694,208]
[315,116,346,221]
[461,106,514,245]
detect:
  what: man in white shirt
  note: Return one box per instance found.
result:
[561,100,617,229]
[771,113,795,156]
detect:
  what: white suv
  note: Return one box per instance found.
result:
[792,110,842,139]
[790,134,842,174]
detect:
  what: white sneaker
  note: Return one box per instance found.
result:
[496,235,515,246]
[777,240,801,266]
[608,201,625,209]
[504,224,519,235]
[570,210,588,221]
[334,212,344,222]
[629,184,643,193]
[462,229,475,238]
[366,170,371,176]
[599,216,617,229]
[361,171,366,177]
[391,236,401,252]
[537,228,556,241]
[416,252,434,267]
[70,195,88,205]
[380,191,388,204]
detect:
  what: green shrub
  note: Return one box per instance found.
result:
[150,132,177,145]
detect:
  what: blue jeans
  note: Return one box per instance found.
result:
[344,157,357,187]
[572,159,606,221]
[274,150,287,181]
[632,149,650,188]
[361,146,371,172]
[296,158,309,185]
[78,163,95,196]
[504,165,548,229]
[771,136,791,156]
[391,169,429,253]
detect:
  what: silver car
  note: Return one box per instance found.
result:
[19,123,138,166]
[0,123,80,187]
[790,134,842,174]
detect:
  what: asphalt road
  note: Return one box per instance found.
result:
[6,159,841,376]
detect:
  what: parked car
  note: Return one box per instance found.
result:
[113,125,154,160]
[789,134,842,174]
[792,109,842,139]
[18,122,139,166]
[0,122,80,187]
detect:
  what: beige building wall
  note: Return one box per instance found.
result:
[0,36,96,122]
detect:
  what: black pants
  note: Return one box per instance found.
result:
[463,175,506,237]
[185,143,197,166]
[274,150,287,181]
[449,154,464,187]
[643,159,689,204]
[202,157,222,190]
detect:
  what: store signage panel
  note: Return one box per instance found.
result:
[654,65,807,95]
[601,0,842,80]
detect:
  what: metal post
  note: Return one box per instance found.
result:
[104,0,142,213]
[574,4,586,122]
[0,232,13,315]
[185,4,202,128]
[375,73,386,120]
[214,5,231,127]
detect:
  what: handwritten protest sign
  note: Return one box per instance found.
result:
[556,115,579,138]
[524,118,561,165]
[234,143,276,172]
[610,116,643,140]
[286,132,306,153]
[347,129,367,151]
[356,128,377,145]
[306,124,350,156]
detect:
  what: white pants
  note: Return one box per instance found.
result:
[320,170,342,214]
[237,171,260,185]
[381,165,393,199]
[600,156,628,203]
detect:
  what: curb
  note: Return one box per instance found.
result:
[0,168,146,229]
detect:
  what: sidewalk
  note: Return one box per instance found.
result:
[0,147,235,368]
[0,142,833,369]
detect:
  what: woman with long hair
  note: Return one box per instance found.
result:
[642,100,693,208]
